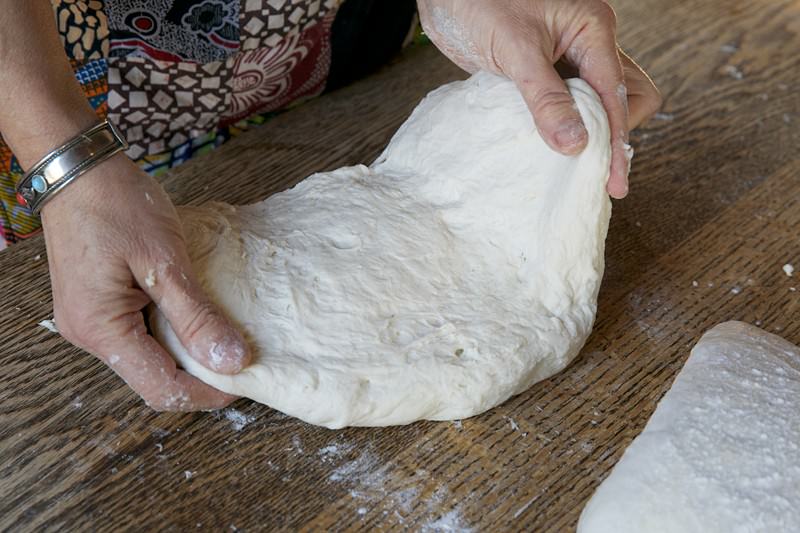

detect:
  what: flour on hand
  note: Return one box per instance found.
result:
[151,72,613,428]
[579,321,800,532]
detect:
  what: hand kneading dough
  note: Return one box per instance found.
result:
[579,321,800,533]
[151,72,612,428]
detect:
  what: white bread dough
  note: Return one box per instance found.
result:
[579,321,800,532]
[151,72,612,428]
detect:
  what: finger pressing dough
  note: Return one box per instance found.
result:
[579,321,800,532]
[151,72,612,428]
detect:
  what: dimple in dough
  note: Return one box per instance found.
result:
[151,72,612,428]
[579,321,800,532]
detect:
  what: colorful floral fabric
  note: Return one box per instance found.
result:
[0,0,344,248]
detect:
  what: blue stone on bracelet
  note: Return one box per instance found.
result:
[32,175,47,193]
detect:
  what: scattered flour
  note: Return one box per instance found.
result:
[421,508,473,532]
[223,408,255,431]
[505,416,520,431]
[329,449,449,525]
[38,319,58,333]
[145,269,157,288]
[419,486,473,532]
[289,435,304,455]
[330,450,382,483]
[653,112,675,121]
[152,427,171,438]
[72,396,83,409]
[783,263,794,277]
[318,442,355,463]
[723,65,744,80]
[720,43,738,53]
[184,470,196,480]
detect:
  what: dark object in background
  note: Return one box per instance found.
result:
[327,0,418,91]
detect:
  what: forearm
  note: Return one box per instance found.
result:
[0,0,98,169]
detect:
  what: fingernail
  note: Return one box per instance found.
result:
[609,180,628,199]
[205,332,250,374]
[555,120,588,153]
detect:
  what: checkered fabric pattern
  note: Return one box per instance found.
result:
[0,0,343,247]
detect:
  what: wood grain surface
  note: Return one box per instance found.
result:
[2,0,799,530]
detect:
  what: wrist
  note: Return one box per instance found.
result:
[18,120,128,214]
[40,151,136,221]
[10,109,101,171]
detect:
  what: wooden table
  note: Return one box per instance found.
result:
[2,0,799,530]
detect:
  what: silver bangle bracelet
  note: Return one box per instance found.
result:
[16,120,128,214]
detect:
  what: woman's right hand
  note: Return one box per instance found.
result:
[418,0,662,199]
[40,154,250,410]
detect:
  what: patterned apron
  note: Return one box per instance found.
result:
[0,0,418,249]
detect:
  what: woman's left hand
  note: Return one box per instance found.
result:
[417,0,662,199]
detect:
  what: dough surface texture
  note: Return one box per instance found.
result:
[579,321,800,533]
[152,72,612,428]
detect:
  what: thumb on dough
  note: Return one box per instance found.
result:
[513,51,588,156]
[99,313,238,411]
[135,259,251,375]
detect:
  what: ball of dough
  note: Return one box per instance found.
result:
[151,72,612,428]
